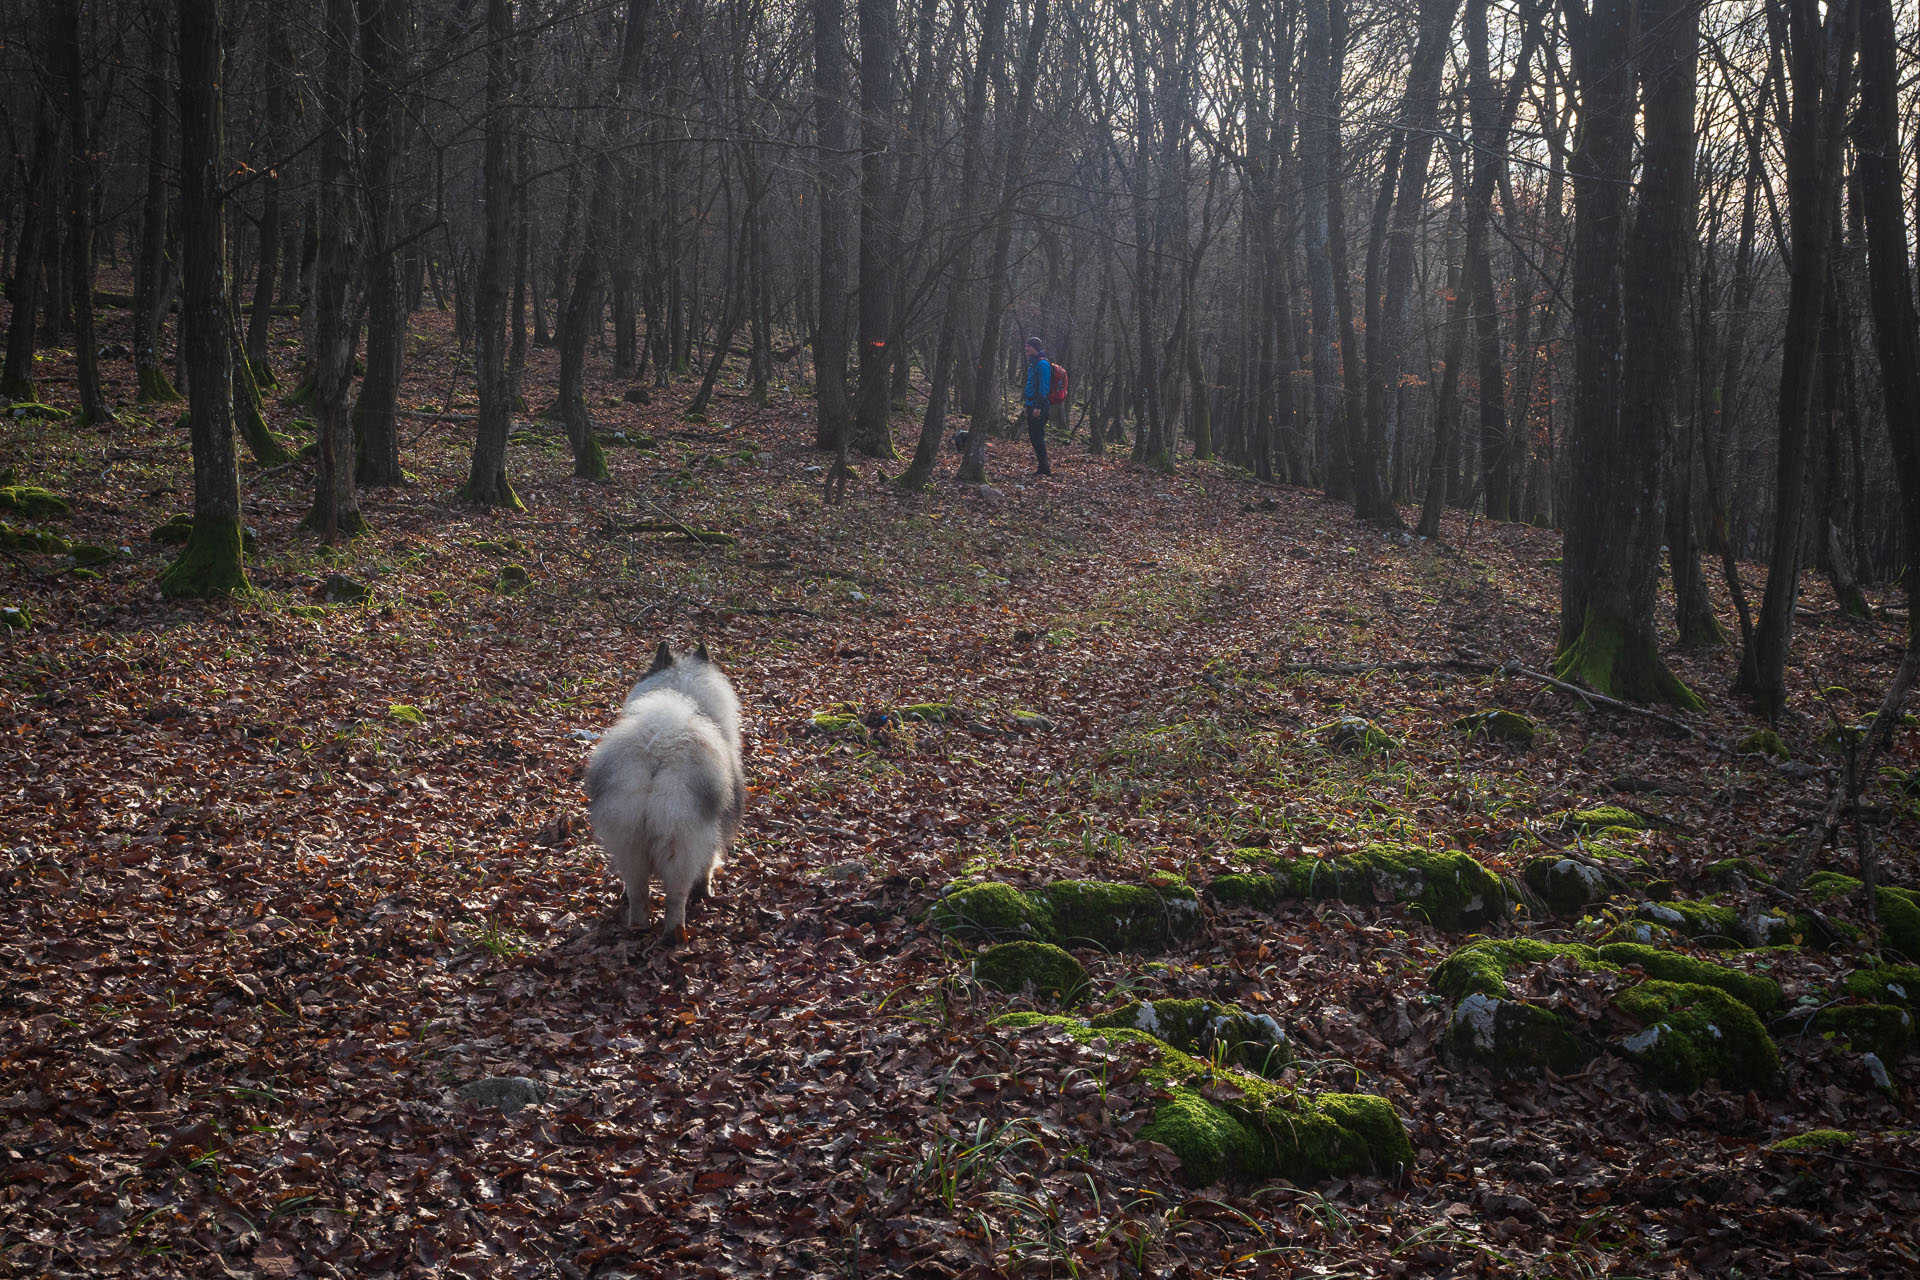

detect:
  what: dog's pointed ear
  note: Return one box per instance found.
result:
[647,641,675,675]
[695,642,711,662]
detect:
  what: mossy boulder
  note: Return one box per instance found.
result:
[150,513,195,545]
[971,941,1091,1008]
[893,702,954,722]
[1089,999,1291,1076]
[992,1013,1412,1187]
[1804,1004,1913,1057]
[930,879,1201,952]
[1444,993,1591,1077]
[1736,729,1790,759]
[1452,709,1537,746]
[1523,855,1630,915]
[1312,716,1398,756]
[1843,965,1920,1008]
[1613,980,1781,1093]
[1431,938,1599,1002]
[495,563,531,593]
[809,703,870,739]
[1595,942,1783,1015]
[1629,899,1747,946]
[0,522,69,554]
[1797,874,1920,958]
[1,605,29,630]
[1212,843,1508,930]
[1559,805,1651,835]
[6,402,69,422]
[1705,857,1774,889]
[0,484,70,520]
[318,573,371,604]
[68,542,113,567]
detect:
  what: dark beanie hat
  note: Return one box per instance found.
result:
[1025,336,1044,352]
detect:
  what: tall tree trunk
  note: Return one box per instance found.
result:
[57,0,112,425]
[356,0,412,486]
[1740,0,1857,717]
[556,0,650,481]
[245,0,291,385]
[304,0,367,539]
[1554,0,1700,707]
[160,0,247,598]
[463,0,521,508]
[1854,0,1920,636]
[852,0,898,458]
[813,0,856,453]
[1,105,58,402]
[1359,0,1457,528]
[896,0,1009,491]
[1301,0,1346,499]
[957,0,1050,483]
[133,0,181,404]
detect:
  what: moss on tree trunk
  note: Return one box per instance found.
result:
[1554,605,1702,710]
[158,513,247,598]
[137,363,182,403]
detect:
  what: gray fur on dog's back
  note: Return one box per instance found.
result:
[587,644,745,941]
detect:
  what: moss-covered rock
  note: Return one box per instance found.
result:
[1524,856,1629,915]
[1213,843,1508,930]
[0,605,29,630]
[930,882,1054,941]
[1595,942,1782,1015]
[0,484,70,520]
[930,879,1201,952]
[808,703,870,739]
[1705,857,1774,888]
[893,702,954,722]
[1452,709,1538,746]
[1089,999,1291,1076]
[286,604,327,620]
[68,542,113,567]
[992,1014,1412,1187]
[495,563,531,593]
[1431,938,1599,1002]
[5,402,69,422]
[1770,1129,1856,1154]
[1444,993,1591,1077]
[1612,980,1780,1093]
[1804,1004,1913,1057]
[0,522,69,554]
[1559,805,1651,834]
[318,573,371,604]
[1736,729,1790,759]
[1796,875,1920,957]
[971,941,1091,1008]
[149,513,195,545]
[1312,716,1398,756]
[1843,964,1920,1008]
[1631,899,1746,946]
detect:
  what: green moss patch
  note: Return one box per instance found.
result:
[971,942,1091,1008]
[1631,899,1746,946]
[1,605,30,630]
[930,879,1200,952]
[1311,717,1399,756]
[286,604,327,620]
[1803,1004,1914,1057]
[1770,1129,1855,1154]
[892,702,955,722]
[1089,999,1291,1076]
[1595,942,1782,1015]
[0,484,70,520]
[1613,981,1780,1093]
[1452,709,1537,746]
[809,703,870,740]
[1796,875,1920,957]
[5,402,69,422]
[993,1014,1411,1187]
[1213,843,1508,930]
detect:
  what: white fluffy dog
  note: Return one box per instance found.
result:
[585,643,744,945]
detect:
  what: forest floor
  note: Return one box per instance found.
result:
[3,309,1918,1278]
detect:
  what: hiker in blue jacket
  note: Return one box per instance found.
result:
[1022,337,1053,476]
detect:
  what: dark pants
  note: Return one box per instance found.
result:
[1027,403,1051,474]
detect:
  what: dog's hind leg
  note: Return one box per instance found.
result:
[615,861,651,930]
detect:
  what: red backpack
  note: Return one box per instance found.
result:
[1047,360,1069,404]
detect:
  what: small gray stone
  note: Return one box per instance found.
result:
[318,573,371,604]
[457,1075,546,1114]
